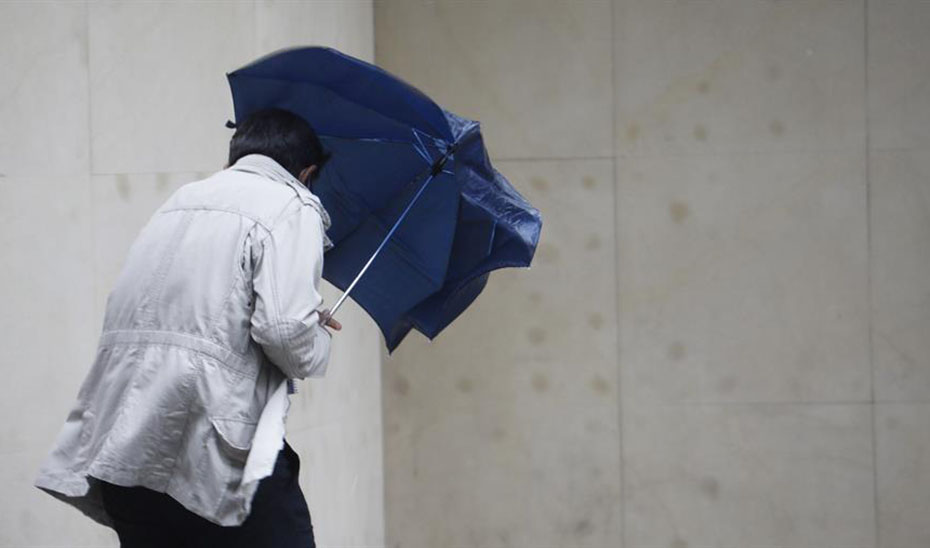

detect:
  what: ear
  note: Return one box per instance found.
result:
[299,165,318,184]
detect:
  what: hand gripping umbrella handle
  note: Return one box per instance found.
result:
[326,148,454,320]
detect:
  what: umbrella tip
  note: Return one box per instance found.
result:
[225,119,237,129]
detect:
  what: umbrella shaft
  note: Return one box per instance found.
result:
[328,168,440,319]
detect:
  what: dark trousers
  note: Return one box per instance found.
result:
[98,440,315,548]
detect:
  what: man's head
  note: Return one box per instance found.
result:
[226,107,330,187]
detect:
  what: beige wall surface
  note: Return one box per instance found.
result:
[0,1,381,547]
[376,1,929,548]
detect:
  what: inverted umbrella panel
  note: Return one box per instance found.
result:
[329,145,456,318]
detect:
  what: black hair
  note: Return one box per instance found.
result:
[227,107,330,180]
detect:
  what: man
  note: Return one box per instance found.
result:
[34,107,340,547]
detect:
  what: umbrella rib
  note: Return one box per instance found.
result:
[319,134,426,146]
[411,129,433,163]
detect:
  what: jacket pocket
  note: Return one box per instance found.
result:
[209,417,258,463]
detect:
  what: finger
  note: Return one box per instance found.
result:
[327,319,342,331]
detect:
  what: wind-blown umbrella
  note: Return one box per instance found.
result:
[226,46,541,351]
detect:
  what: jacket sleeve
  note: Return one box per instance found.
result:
[250,204,332,379]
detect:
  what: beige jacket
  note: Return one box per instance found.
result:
[34,153,334,527]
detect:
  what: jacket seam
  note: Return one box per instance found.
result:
[99,330,255,379]
[205,221,261,343]
[257,198,303,246]
[88,349,149,478]
[140,210,194,328]
[159,205,272,232]
[101,340,255,380]
[166,370,202,487]
[264,234,298,377]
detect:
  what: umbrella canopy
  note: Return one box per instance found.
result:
[226,46,541,351]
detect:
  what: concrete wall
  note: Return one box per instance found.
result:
[376,1,929,547]
[0,2,381,547]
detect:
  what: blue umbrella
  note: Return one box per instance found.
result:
[226,46,541,352]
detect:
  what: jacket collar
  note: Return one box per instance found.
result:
[228,153,333,250]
